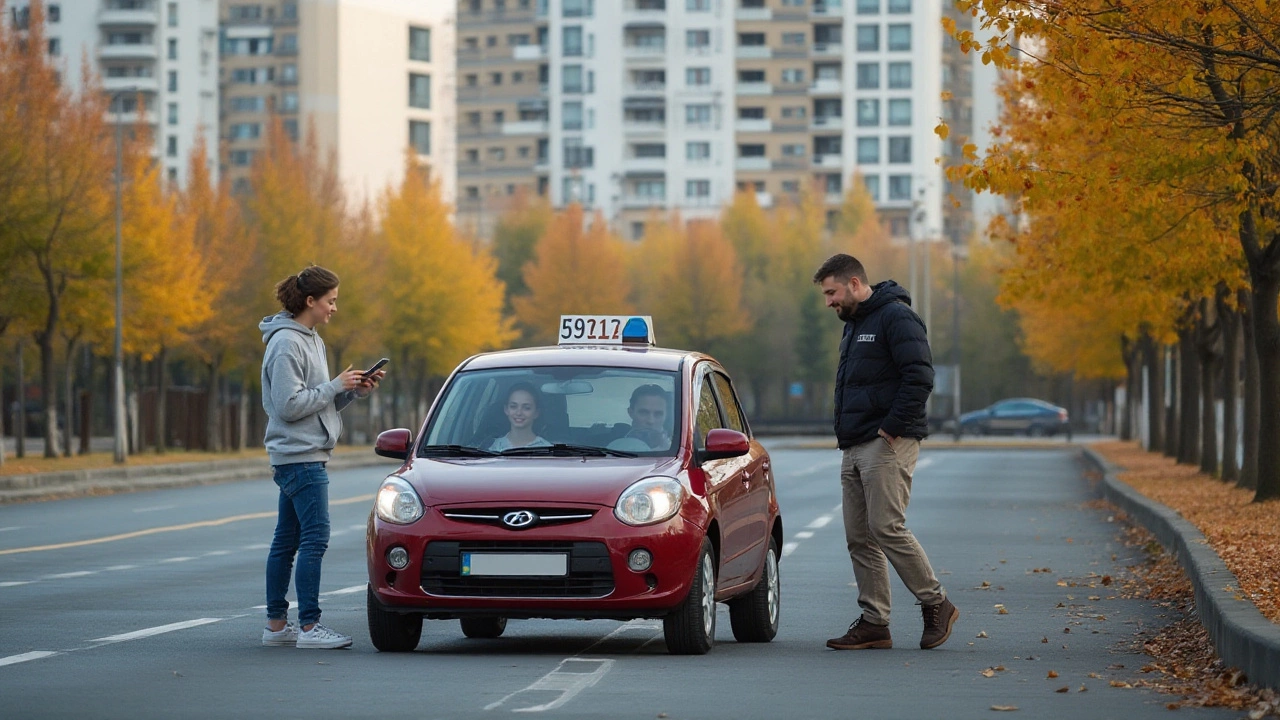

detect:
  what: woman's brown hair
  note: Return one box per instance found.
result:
[274,265,340,315]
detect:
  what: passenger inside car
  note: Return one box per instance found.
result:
[486,383,553,451]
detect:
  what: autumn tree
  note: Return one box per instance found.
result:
[514,205,634,345]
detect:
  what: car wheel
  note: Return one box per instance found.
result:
[366,586,423,652]
[459,617,507,639]
[728,537,780,643]
[1028,425,1046,438]
[664,537,716,655]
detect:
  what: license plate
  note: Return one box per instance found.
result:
[461,552,568,577]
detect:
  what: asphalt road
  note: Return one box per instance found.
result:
[0,442,1238,719]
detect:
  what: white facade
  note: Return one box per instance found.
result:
[33,0,220,186]
[546,0,736,225]
[968,37,1006,236]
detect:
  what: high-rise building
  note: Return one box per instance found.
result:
[13,0,221,187]
[220,0,454,203]
[456,0,969,241]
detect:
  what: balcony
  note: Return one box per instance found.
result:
[811,114,842,129]
[512,44,547,60]
[103,110,158,125]
[825,192,843,205]
[625,119,667,134]
[813,154,844,169]
[813,42,843,57]
[99,43,158,61]
[623,157,667,173]
[735,82,772,96]
[623,0,668,21]
[736,157,772,171]
[812,1,843,16]
[737,7,771,20]
[626,81,667,95]
[502,120,549,136]
[622,194,667,209]
[810,78,842,94]
[625,44,667,60]
[102,76,159,94]
[735,46,771,59]
[99,8,158,26]
[736,118,772,133]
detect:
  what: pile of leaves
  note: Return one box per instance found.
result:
[1092,441,1280,624]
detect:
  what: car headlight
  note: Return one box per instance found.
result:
[375,476,424,524]
[614,477,684,526]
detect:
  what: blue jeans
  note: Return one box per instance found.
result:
[265,462,330,627]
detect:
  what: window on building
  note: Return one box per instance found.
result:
[888,174,911,199]
[465,73,478,87]
[167,167,178,183]
[167,71,177,92]
[738,143,766,157]
[518,146,530,158]
[230,122,261,140]
[165,135,178,157]
[687,0,710,10]
[491,72,503,85]
[687,141,710,160]
[167,2,178,25]
[856,62,879,89]
[465,186,480,200]
[856,25,879,51]
[563,26,583,56]
[563,65,583,93]
[686,29,710,50]
[856,0,879,13]
[686,67,710,85]
[280,92,298,111]
[167,102,178,125]
[280,64,297,84]
[48,4,60,22]
[687,179,710,198]
[781,68,804,83]
[857,98,880,126]
[47,38,60,56]
[409,121,430,155]
[888,98,911,125]
[857,136,879,163]
[782,180,800,193]
[230,96,264,112]
[513,70,525,83]
[493,110,505,124]
[888,24,911,51]
[634,179,665,199]
[887,61,911,88]
[282,2,298,19]
[278,33,297,54]
[686,104,711,125]
[167,38,177,59]
[562,101,583,130]
[888,0,911,12]
[409,26,430,61]
[782,32,805,45]
[465,111,481,127]
[409,73,431,109]
[863,174,880,200]
[888,136,911,163]
[465,148,479,163]
[487,35,498,47]
[227,5,262,20]
[782,143,806,157]
[563,0,592,17]
[738,106,765,119]
[634,143,665,158]
[564,139,593,168]
[489,147,506,162]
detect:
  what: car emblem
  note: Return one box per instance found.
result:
[502,510,539,529]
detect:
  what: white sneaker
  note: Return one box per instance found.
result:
[262,622,299,647]
[296,623,352,649]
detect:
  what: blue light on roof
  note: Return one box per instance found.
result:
[622,317,650,344]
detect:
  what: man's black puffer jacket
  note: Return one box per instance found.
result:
[833,281,934,449]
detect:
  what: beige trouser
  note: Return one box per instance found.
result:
[840,436,944,626]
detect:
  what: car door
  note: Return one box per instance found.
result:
[709,370,770,587]
[691,367,753,590]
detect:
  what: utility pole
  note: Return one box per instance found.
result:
[112,90,135,464]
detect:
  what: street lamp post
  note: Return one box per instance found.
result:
[111,90,133,464]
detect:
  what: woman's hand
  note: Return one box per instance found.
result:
[355,369,385,398]
[336,366,366,391]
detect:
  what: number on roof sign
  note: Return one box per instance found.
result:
[557,315,655,346]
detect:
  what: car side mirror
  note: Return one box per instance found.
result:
[375,428,412,460]
[700,428,750,462]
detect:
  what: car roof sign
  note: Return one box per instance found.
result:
[558,315,656,346]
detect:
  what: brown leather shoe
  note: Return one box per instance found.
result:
[920,597,959,649]
[826,616,892,650]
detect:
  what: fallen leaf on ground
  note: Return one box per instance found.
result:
[981,668,996,678]
[990,705,1018,712]
[1047,670,1059,678]
[1041,637,1048,643]
[1110,680,1132,688]
[1056,686,1070,693]
[977,630,989,638]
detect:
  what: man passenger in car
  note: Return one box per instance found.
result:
[625,384,671,449]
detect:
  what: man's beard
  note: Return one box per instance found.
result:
[835,302,856,322]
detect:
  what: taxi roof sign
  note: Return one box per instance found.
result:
[558,315,655,346]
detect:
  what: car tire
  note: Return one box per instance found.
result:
[1028,425,1046,437]
[664,537,716,655]
[366,586,423,652]
[728,537,780,643]
[459,617,507,639]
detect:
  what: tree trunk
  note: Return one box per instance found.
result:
[237,382,250,452]
[1240,288,1260,490]
[1249,272,1280,502]
[1119,335,1136,441]
[1220,295,1240,484]
[1141,332,1165,452]
[1164,344,1179,459]
[62,337,78,457]
[155,346,168,454]
[15,340,25,459]
[1197,297,1220,477]
[1177,326,1200,466]
[206,357,222,452]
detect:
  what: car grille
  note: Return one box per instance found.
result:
[439,507,597,530]
[420,541,614,598]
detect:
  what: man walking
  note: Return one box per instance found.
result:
[813,253,958,650]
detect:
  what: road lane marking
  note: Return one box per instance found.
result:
[104,565,137,571]
[44,571,96,579]
[795,531,814,539]
[486,658,615,713]
[0,526,23,533]
[0,651,59,667]
[0,581,33,587]
[91,618,222,645]
[242,543,270,551]
[0,493,373,556]
[203,551,231,557]
[781,541,799,558]
[806,515,833,529]
[320,585,365,597]
[132,505,175,513]
[159,556,195,564]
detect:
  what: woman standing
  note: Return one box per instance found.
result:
[258,265,384,649]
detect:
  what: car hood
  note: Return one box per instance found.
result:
[397,456,685,507]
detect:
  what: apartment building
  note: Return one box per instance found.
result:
[457,0,958,242]
[220,0,454,204]
[15,0,221,187]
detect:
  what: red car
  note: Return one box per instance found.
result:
[365,321,782,655]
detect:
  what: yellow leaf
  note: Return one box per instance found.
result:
[935,122,951,140]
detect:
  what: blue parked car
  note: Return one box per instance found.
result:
[958,398,1069,437]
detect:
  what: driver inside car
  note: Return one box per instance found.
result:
[624,384,671,449]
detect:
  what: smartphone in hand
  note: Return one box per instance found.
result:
[362,358,390,378]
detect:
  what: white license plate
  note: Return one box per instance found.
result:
[461,552,568,577]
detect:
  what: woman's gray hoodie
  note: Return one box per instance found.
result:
[259,311,357,466]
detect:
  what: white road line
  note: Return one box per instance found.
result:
[795,531,814,540]
[0,526,24,533]
[806,515,833,530]
[202,551,231,557]
[0,651,59,667]
[103,565,137,571]
[132,505,174,513]
[915,457,935,472]
[781,542,800,558]
[486,658,615,713]
[0,581,33,588]
[242,543,270,551]
[91,618,222,645]
[158,556,195,564]
[832,502,843,512]
[320,585,365,597]
[44,571,96,579]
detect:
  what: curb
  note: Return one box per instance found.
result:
[0,452,398,505]
[1080,446,1280,692]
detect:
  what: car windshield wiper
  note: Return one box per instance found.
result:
[500,443,638,458]
[418,444,498,458]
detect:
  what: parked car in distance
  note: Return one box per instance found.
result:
[957,398,1069,437]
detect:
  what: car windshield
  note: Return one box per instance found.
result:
[421,366,681,457]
